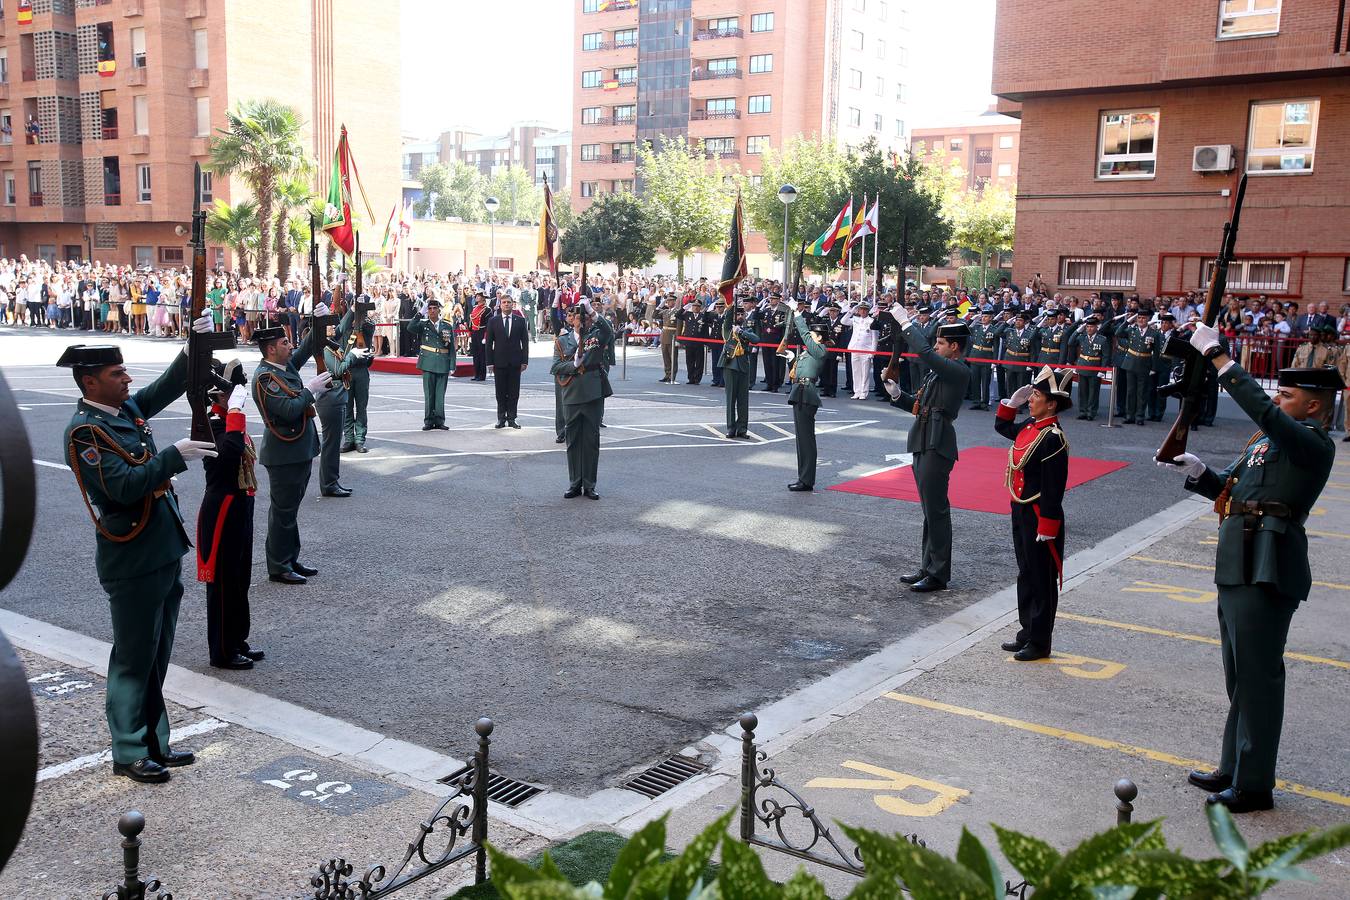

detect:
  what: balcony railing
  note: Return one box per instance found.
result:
[691,109,740,120]
[610,151,635,163]
[704,148,739,159]
[29,192,43,207]
[102,125,118,139]
[104,192,120,206]
[692,68,742,81]
[591,38,638,51]
[694,28,743,40]
[582,116,612,127]
[596,0,635,11]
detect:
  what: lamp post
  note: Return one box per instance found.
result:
[777,183,798,295]
[484,195,500,272]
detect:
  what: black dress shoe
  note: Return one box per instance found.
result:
[910,576,947,593]
[239,644,265,661]
[269,571,307,585]
[1188,769,1232,792]
[583,488,600,500]
[1013,644,1050,661]
[899,572,925,584]
[563,487,582,499]
[113,758,171,784]
[555,435,566,443]
[1123,418,1136,425]
[356,444,368,453]
[292,562,318,577]
[598,422,607,428]
[508,420,521,429]
[495,421,506,428]
[788,482,813,492]
[422,424,434,431]
[340,443,356,453]
[1206,787,1273,813]
[153,748,196,767]
[210,653,254,670]
[322,487,353,498]
[1000,639,1026,652]
[726,432,737,439]
[434,424,449,430]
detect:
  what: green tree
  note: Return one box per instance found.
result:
[844,138,954,288]
[414,161,487,222]
[950,183,1016,290]
[207,98,309,280]
[205,199,261,278]
[637,135,730,281]
[552,190,576,232]
[742,134,852,269]
[558,191,657,275]
[486,166,543,224]
[271,176,314,283]
[911,144,968,224]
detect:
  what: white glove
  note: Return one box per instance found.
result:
[1156,451,1205,479]
[227,385,249,412]
[1036,533,1054,542]
[306,371,334,398]
[314,302,331,318]
[891,305,911,327]
[190,311,215,333]
[1189,322,1220,356]
[784,299,798,313]
[353,347,375,360]
[1008,384,1034,407]
[173,438,218,461]
[883,380,902,400]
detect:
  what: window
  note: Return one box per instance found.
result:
[130,27,146,68]
[1344,259,1350,293]
[746,135,768,154]
[895,119,905,136]
[3,171,13,206]
[0,49,8,84]
[1097,109,1158,178]
[849,68,862,89]
[580,181,597,198]
[1247,99,1318,173]
[580,143,601,161]
[895,82,905,102]
[749,54,772,73]
[614,104,635,122]
[999,134,1014,149]
[873,114,882,131]
[875,75,884,96]
[133,95,149,135]
[1060,257,1137,288]
[614,179,634,193]
[748,94,770,114]
[750,12,773,32]
[198,168,212,204]
[613,141,635,160]
[853,0,865,9]
[876,38,886,58]
[27,162,42,196]
[706,97,737,114]
[950,137,963,150]
[582,0,599,11]
[615,66,637,84]
[133,246,153,268]
[1218,0,1280,38]
[158,246,184,265]
[582,69,601,88]
[582,32,602,50]
[708,16,739,33]
[193,29,207,68]
[750,174,764,188]
[848,107,861,127]
[194,97,209,137]
[136,164,151,202]
[614,28,637,46]
[997,163,1013,177]
[850,30,864,50]
[879,1,888,20]
[1200,258,1290,291]
[581,106,601,124]
[0,110,10,145]
[975,148,992,164]
[897,46,909,66]
[708,57,737,73]
[705,137,735,156]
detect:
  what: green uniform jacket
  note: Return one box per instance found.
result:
[1068,330,1112,368]
[1185,362,1334,601]
[891,323,970,461]
[339,309,377,374]
[786,314,827,408]
[1002,324,1039,364]
[64,352,191,582]
[719,307,759,373]
[552,315,614,405]
[1036,323,1068,364]
[968,322,1004,363]
[252,329,319,466]
[407,314,457,374]
[1118,324,1160,374]
[1151,328,1179,374]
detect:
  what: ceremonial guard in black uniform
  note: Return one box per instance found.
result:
[870,305,895,400]
[1160,324,1343,812]
[707,299,726,387]
[995,367,1072,661]
[721,295,760,438]
[469,294,490,381]
[1147,313,1177,421]
[967,307,1004,410]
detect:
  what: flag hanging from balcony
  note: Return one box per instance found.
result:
[321,126,356,257]
[717,193,748,306]
[17,0,32,26]
[537,179,558,278]
[97,60,116,77]
[806,200,850,256]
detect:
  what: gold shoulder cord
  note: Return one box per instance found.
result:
[67,423,155,543]
[1005,424,1069,503]
[254,371,312,442]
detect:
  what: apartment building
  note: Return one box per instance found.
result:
[402,123,571,216]
[0,0,400,268]
[993,0,1349,300]
[910,109,1020,193]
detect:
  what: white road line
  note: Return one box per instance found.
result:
[33,459,68,470]
[763,422,794,438]
[36,718,229,783]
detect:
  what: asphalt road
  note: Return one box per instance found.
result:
[0,325,1268,794]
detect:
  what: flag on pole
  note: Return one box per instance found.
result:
[807,200,851,256]
[843,196,869,255]
[854,197,879,243]
[321,127,356,257]
[379,202,398,257]
[717,193,748,306]
[392,199,412,255]
[537,180,558,278]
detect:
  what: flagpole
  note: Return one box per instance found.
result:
[872,197,880,298]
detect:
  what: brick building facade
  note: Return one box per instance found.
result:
[993,0,1349,302]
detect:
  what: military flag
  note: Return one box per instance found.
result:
[538,179,558,278]
[717,193,748,306]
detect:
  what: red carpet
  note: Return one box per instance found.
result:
[828,445,1128,514]
[371,357,475,378]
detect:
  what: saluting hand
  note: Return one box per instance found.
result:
[173,438,218,461]
[1188,322,1221,356]
[1007,384,1034,408]
[314,302,331,318]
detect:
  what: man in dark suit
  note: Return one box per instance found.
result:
[486,295,529,428]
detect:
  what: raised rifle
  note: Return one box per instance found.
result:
[309,214,339,377]
[185,162,236,442]
[1155,174,1248,463]
[881,214,910,384]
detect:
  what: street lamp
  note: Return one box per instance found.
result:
[777,184,798,294]
[484,195,500,272]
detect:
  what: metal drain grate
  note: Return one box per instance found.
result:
[623,755,708,798]
[437,767,544,808]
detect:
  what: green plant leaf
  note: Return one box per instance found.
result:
[667,810,732,900]
[537,852,566,882]
[1291,822,1350,864]
[488,841,549,886]
[1248,861,1316,884]
[845,873,907,899]
[991,824,1062,883]
[605,816,669,900]
[955,828,1002,899]
[1088,887,1137,900]
[716,833,782,900]
[1245,831,1306,871]
[1093,849,1227,896]
[1048,820,1163,893]
[504,883,599,900]
[1205,804,1248,873]
[842,824,997,899]
[781,868,830,900]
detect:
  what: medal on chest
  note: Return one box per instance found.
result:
[1247,441,1271,468]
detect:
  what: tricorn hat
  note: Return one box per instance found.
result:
[1030,365,1074,411]
[56,345,123,368]
[253,326,286,345]
[936,321,971,341]
[1278,367,1346,392]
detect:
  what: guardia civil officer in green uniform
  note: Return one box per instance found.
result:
[1066,315,1111,420]
[59,312,220,783]
[720,294,761,439]
[315,315,362,498]
[882,306,972,593]
[406,296,456,431]
[552,299,613,498]
[782,298,828,491]
[253,310,333,585]
[1001,310,1038,394]
[1159,323,1342,813]
[967,305,1004,410]
[339,299,377,453]
[1119,310,1159,425]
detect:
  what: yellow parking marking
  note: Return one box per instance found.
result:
[806,761,969,817]
[1057,613,1350,670]
[1130,557,1350,592]
[1122,580,1216,604]
[1010,651,1125,679]
[883,693,1350,808]
[1307,529,1350,540]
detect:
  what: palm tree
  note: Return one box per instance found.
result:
[206,199,261,277]
[272,176,313,282]
[208,99,308,280]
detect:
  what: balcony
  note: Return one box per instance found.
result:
[691,109,740,121]
[29,193,43,207]
[126,66,147,86]
[102,125,118,139]
[704,148,739,159]
[185,0,206,16]
[127,135,148,154]
[692,68,741,81]
[694,28,742,41]
[609,151,635,163]
[104,192,120,206]
[596,0,635,10]
[582,115,613,127]
[187,68,208,88]
[592,38,638,51]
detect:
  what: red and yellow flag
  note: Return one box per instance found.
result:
[321,126,356,257]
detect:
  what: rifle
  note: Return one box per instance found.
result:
[881,213,911,384]
[309,215,339,376]
[185,162,236,442]
[1155,174,1247,463]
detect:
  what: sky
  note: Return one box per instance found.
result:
[399,0,997,139]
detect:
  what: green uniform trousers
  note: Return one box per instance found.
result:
[316,387,347,493]
[554,380,565,440]
[1125,370,1150,422]
[724,369,750,436]
[792,401,817,487]
[1079,374,1101,418]
[564,398,603,490]
[913,450,955,585]
[1217,584,1297,791]
[103,559,182,764]
[1004,363,1031,393]
[344,370,370,446]
[422,371,448,427]
[264,460,312,575]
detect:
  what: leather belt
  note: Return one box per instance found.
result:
[420,345,448,353]
[1006,351,1029,357]
[1225,499,1292,519]
[1128,349,1150,357]
[795,378,816,385]
[1079,355,1101,362]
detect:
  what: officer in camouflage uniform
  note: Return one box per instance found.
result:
[1066,315,1111,420]
[1160,324,1343,813]
[406,297,456,430]
[721,294,761,438]
[783,300,829,491]
[339,299,377,453]
[967,306,1004,410]
[1001,310,1039,395]
[1119,310,1159,425]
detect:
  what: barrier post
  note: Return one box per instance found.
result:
[621,334,627,381]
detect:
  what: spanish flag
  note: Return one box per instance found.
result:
[717,193,748,306]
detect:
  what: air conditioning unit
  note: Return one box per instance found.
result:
[1193,145,1236,173]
